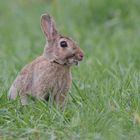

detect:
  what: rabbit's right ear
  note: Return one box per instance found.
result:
[41,14,58,40]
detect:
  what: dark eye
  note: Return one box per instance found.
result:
[60,41,68,48]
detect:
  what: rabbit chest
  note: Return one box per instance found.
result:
[32,60,71,98]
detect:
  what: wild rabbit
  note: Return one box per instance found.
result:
[8,13,84,106]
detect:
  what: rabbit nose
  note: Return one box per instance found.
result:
[78,52,84,61]
[80,54,84,58]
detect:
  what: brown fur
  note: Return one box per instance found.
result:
[8,13,84,106]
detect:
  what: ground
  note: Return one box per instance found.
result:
[0,0,140,139]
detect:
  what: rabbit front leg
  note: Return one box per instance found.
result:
[54,92,68,108]
[52,84,69,108]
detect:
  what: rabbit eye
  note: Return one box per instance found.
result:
[60,41,68,48]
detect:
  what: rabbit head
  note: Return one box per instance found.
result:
[41,14,84,66]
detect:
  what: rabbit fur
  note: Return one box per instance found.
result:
[8,13,84,106]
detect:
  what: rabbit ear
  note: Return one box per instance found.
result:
[41,14,58,40]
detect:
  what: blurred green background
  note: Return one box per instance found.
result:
[0,0,140,139]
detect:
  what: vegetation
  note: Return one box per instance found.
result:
[0,0,140,139]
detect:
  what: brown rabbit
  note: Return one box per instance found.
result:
[8,13,84,106]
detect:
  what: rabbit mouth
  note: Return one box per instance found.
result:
[66,58,79,66]
[53,58,79,66]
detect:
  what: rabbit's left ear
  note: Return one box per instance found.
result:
[41,14,58,40]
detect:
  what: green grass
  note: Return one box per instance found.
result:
[1,0,140,139]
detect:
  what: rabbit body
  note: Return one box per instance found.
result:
[8,13,84,106]
[9,56,71,105]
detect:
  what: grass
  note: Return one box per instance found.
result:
[0,0,140,139]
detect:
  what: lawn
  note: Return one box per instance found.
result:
[0,0,140,139]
